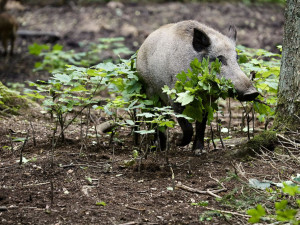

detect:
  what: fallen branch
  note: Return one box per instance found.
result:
[125,205,146,212]
[96,120,117,134]
[276,134,299,148]
[60,163,103,169]
[119,222,137,225]
[17,30,61,42]
[23,182,51,187]
[203,206,250,218]
[176,182,226,198]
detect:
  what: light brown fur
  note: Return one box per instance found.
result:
[0,12,18,56]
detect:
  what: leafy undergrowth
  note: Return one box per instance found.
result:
[0,110,299,224]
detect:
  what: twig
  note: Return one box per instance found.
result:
[170,166,175,191]
[253,99,272,108]
[50,180,54,207]
[276,134,299,148]
[8,129,14,154]
[210,124,216,149]
[203,206,250,218]
[125,205,146,212]
[23,182,51,187]
[29,120,36,146]
[209,173,226,189]
[90,113,101,148]
[176,182,226,198]
[119,221,137,225]
[60,163,103,169]
[19,131,29,165]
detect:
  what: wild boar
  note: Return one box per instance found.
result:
[137,20,259,151]
[0,12,18,56]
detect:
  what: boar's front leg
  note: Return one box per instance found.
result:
[176,117,193,146]
[192,113,208,152]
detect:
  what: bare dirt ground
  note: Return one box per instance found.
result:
[1,2,297,225]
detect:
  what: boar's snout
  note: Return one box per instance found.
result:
[236,86,259,101]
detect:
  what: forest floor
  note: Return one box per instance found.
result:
[1,1,299,225]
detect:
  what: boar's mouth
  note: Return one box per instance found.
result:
[236,88,260,101]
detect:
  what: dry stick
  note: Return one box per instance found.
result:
[252,107,255,137]
[50,121,58,168]
[228,98,231,135]
[84,107,91,149]
[80,112,84,153]
[60,163,103,169]
[210,124,216,149]
[217,121,225,149]
[209,173,226,190]
[125,206,146,212]
[119,221,138,225]
[203,206,250,218]
[138,135,146,173]
[176,182,226,198]
[29,120,36,146]
[247,112,250,140]
[170,166,175,191]
[8,130,14,154]
[50,180,54,208]
[111,144,115,173]
[90,114,101,147]
[19,131,29,165]
[278,140,300,164]
[276,134,299,148]
[165,127,170,165]
[23,182,51,187]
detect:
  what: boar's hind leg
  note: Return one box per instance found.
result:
[192,113,208,151]
[9,35,15,56]
[176,117,193,146]
[157,131,167,150]
[1,38,8,56]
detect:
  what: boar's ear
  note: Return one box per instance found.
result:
[227,25,237,42]
[193,28,210,52]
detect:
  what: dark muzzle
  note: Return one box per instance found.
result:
[237,88,259,101]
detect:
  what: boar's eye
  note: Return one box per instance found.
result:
[217,55,227,65]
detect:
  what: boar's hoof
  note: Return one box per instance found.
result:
[194,149,207,156]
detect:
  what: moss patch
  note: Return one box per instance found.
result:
[0,82,30,116]
[233,131,278,158]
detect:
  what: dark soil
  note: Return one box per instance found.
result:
[1,2,295,225]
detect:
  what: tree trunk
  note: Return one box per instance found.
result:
[0,0,8,12]
[274,0,300,130]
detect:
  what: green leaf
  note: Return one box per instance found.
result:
[70,85,88,92]
[282,183,300,196]
[53,74,71,83]
[176,91,194,106]
[52,44,63,51]
[28,43,49,55]
[275,200,288,210]
[276,209,297,222]
[183,102,203,122]
[247,204,266,224]
[125,120,135,126]
[95,62,117,71]
[191,201,209,206]
[96,201,106,206]
[176,71,187,82]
